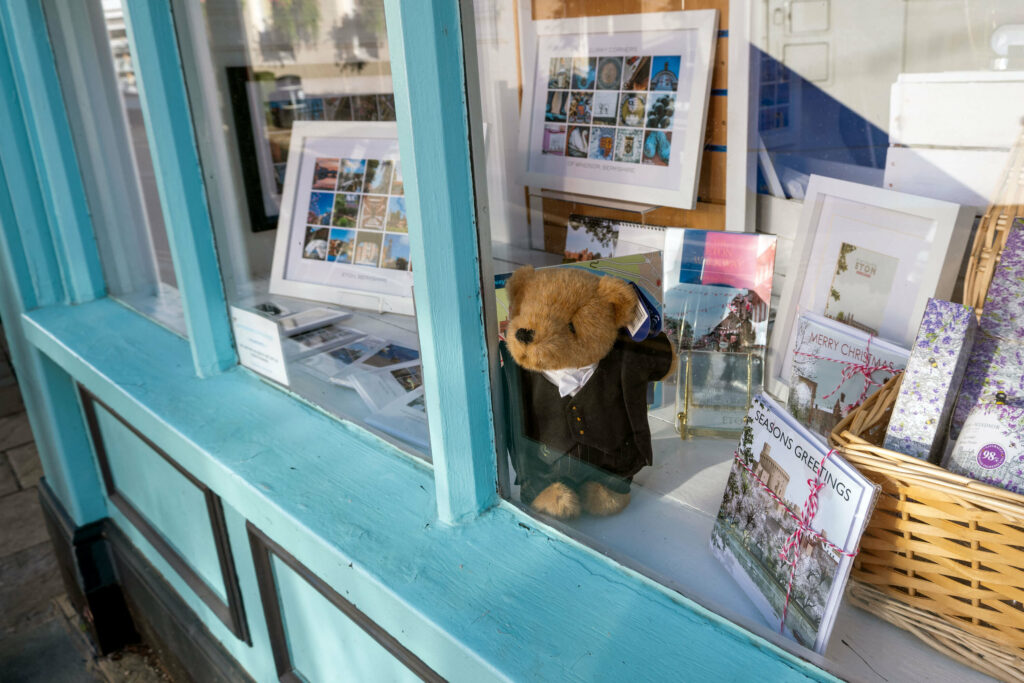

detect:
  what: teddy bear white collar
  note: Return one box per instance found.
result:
[541,362,599,398]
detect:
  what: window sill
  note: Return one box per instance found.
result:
[23,298,831,680]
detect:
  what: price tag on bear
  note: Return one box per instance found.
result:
[626,282,662,341]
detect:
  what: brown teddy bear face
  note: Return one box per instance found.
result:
[505,265,637,371]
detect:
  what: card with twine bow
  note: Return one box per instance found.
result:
[711,393,879,653]
[786,313,910,443]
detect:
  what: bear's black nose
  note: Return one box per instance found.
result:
[515,328,534,344]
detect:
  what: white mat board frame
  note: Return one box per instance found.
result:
[269,121,414,316]
[518,10,718,210]
[767,175,975,401]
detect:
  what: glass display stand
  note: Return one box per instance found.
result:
[676,349,762,439]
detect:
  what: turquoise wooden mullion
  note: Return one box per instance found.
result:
[0,13,65,309]
[384,0,499,523]
[0,0,106,305]
[0,142,106,527]
[121,0,237,378]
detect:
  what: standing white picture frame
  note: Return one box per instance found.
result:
[768,175,974,400]
[269,122,414,316]
[517,10,718,209]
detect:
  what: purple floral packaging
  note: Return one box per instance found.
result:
[973,217,1024,339]
[943,401,1024,495]
[884,299,977,461]
[953,218,1024,435]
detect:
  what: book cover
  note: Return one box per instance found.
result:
[787,313,909,442]
[953,218,1024,435]
[884,299,976,461]
[297,335,384,380]
[943,401,1024,494]
[330,341,420,387]
[710,393,878,653]
[278,307,351,337]
[349,360,423,412]
[976,217,1024,340]
[663,229,776,352]
[283,324,364,360]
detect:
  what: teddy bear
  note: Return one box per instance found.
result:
[500,264,675,520]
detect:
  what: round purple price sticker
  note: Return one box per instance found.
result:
[977,444,1006,469]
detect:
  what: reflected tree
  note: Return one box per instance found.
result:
[331,0,387,69]
[259,0,321,62]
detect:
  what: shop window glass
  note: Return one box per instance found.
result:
[468,0,1023,679]
[171,0,430,459]
[753,0,1024,200]
[44,0,185,335]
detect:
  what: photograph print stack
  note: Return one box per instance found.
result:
[301,155,411,273]
[543,53,681,167]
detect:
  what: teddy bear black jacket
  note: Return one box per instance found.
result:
[500,332,674,504]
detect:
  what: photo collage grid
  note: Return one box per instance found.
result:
[302,156,411,272]
[543,54,681,166]
[266,93,396,193]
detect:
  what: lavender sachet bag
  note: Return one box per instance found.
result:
[952,217,1024,437]
[943,400,1024,495]
[884,299,976,462]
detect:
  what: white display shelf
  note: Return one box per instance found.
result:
[250,244,993,679]
[540,424,994,682]
[492,245,994,681]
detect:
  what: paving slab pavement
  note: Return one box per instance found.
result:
[0,410,172,682]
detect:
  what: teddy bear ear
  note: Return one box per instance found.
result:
[506,265,535,315]
[597,275,637,329]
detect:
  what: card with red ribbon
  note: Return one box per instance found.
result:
[786,312,910,443]
[711,393,879,653]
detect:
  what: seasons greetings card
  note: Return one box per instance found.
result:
[711,393,878,653]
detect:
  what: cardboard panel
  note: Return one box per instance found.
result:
[706,93,728,146]
[711,36,728,90]
[685,0,728,23]
[698,150,728,203]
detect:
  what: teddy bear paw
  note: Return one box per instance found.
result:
[580,481,631,516]
[530,482,581,519]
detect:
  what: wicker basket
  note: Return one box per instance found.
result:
[822,123,1024,680]
[962,125,1024,315]
[830,374,1024,682]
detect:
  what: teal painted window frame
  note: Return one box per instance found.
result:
[0,0,835,679]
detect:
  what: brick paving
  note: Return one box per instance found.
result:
[0,412,67,641]
[0,406,170,681]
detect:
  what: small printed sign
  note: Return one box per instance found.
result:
[230,306,289,386]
